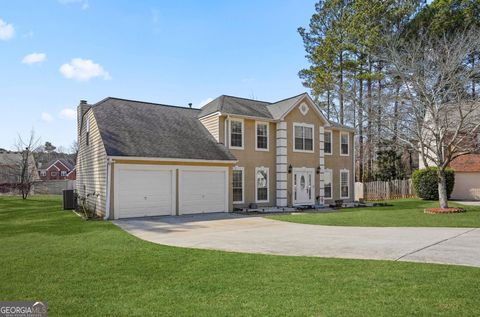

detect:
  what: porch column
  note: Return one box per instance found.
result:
[276,121,288,207]
[319,126,325,205]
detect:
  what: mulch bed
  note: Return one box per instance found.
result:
[424,207,466,214]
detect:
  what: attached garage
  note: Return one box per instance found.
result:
[451,172,480,201]
[449,154,480,201]
[113,164,229,219]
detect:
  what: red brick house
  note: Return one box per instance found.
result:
[38,159,76,181]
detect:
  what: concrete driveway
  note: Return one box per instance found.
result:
[113,213,480,268]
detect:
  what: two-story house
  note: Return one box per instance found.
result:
[76,94,354,219]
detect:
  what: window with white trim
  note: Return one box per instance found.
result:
[230,119,243,149]
[232,167,244,204]
[340,132,349,156]
[340,169,350,199]
[294,123,313,152]
[324,130,332,154]
[256,122,268,150]
[255,167,269,202]
[40,171,46,177]
[51,171,57,177]
[61,171,67,177]
[324,169,332,199]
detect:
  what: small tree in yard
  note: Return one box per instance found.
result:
[13,130,40,199]
[384,27,480,209]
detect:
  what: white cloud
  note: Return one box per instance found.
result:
[198,97,213,108]
[23,31,34,38]
[41,112,54,123]
[59,108,76,120]
[22,53,47,65]
[0,18,14,40]
[59,58,111,81]
[58,0,89,10]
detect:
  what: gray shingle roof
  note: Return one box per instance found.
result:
[92,98,236,161]
[198,93,318,121]
[198,95,273,119]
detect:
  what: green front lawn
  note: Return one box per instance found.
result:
[267,199,480,227]
[1,196,479,316]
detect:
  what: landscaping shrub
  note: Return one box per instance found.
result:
[412,167,455,200]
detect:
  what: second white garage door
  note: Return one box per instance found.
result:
[179,168,228,214]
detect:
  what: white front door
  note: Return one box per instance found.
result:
[293,168,315,205]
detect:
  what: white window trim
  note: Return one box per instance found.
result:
[255,167,269,203]
[292,122,315,153]
[40,171,46,176]
[232,166,244,204]
[324,130,332,155]
[229,118,244,150]
[340,132,349,156]
[255,121,269,151]
[61,171,67,177]
[340,169,350,199]
[323,168,333,199]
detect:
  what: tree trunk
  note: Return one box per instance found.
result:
[437,169,449,209]
[358,78,364,182]
[368,59,373,179]
[339,50,344,124]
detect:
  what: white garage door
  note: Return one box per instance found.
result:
[115,166,175,218]
[179,168,227,214]
[451,172,480,201]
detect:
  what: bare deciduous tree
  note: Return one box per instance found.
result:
[13,130,40,199]
[384,28,480,208]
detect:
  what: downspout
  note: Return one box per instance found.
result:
[104,158,112,220]
[352,133,356,202]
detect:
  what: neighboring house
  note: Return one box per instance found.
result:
[419,108,480,201]
[38,159,76,181]
[76,94,355,219]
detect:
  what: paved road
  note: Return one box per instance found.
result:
[113,213,480,267]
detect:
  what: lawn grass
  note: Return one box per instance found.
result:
[0,196,479,316]
[267,199,480,227]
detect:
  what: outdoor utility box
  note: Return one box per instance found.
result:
[63,189,76,210]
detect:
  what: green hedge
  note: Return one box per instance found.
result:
[412,167,455,200]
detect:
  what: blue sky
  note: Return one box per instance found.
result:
[0,0,315,151]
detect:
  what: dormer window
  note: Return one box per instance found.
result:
[230,118,244,149]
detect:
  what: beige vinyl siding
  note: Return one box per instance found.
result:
[199,114,220,142]
[76,110,108,216]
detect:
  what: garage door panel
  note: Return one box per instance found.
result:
[452,172,480,200]
[179,170,227,214]
[115,167,174,218]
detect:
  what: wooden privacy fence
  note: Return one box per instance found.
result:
[355,179,415,201]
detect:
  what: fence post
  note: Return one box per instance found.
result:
[386,181,391,200]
